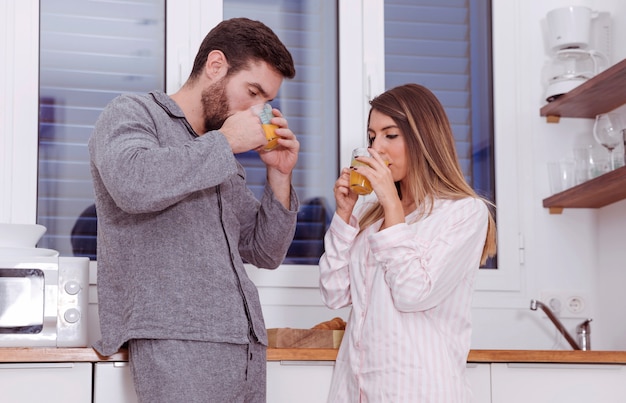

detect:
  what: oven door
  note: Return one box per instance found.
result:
[0,248,60,347]
[0,268,45,334]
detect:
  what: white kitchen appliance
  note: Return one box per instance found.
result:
[542,6,611,102]
[0,223,89,347]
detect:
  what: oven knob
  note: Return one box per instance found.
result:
[64,308,81,323]
[64,280,81,295]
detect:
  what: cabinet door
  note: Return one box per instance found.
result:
[268,361,491,402]
[467,363,491,403]
[491,363,626,403]
[0,362,91,403]
[267,361,334,403]
[93,362,138,403]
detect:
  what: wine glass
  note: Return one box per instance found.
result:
[593,113,623,171]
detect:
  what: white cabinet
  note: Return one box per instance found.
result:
[93,360,333,403]
[93,362,138,403]
[491,363,626,403]
[267,360,334,403]
[467,363,491,403]
[0,362,92,403]
[5,355,626,403]
[266,361,492,403]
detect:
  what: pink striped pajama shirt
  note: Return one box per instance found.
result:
[319,197,489,403]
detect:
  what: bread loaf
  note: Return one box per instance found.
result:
[312,317,346,330]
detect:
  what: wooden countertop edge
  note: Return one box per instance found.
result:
[466,349,626,364]
[267,348,338,361]
[0,347,127,362]
[1,348,626,364]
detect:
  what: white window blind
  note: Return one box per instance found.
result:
[384,0,495,267]
[37,0,166,258]
[224,0,339,264]
[384,0,494,200]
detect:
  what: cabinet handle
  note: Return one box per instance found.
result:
[506,363,623,370]
[0,363,76,369]
[279,360,335,366]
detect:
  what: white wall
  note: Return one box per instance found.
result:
[0,1,39,224]
[471,0,626,351]
[3,0,626,351]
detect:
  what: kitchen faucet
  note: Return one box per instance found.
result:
[530,299,592,350]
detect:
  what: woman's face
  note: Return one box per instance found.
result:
[367,109,409,183]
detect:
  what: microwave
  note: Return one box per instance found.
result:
[0,247,89,347]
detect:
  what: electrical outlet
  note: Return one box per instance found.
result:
[539,290,592,319]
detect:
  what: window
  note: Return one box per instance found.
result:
[33,0,500,273]
[36,0,339,265]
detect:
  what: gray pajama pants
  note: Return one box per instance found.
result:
[128,339,266,403]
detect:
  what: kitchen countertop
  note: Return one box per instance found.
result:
[1,348,626,364]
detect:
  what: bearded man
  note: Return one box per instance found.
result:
[88,18,298,403]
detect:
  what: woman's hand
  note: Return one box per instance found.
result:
[353,149,404,228]
[352,149,395,201]
[334,167,357,224]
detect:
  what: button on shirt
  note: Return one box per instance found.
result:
[319,197,489,403]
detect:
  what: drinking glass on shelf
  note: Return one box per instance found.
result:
[592,113,624,171]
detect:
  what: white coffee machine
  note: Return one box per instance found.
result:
[542,6,611,102]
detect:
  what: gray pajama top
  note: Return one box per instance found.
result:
[88,90,298,356]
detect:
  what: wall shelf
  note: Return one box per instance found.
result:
[543,166,626,214]
[540,58,626,213]
[540,58,626,122]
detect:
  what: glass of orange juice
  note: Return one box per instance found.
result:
[350,147,373,195]
[253,103,279,151]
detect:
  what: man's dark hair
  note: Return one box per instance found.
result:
[189,17,296,80]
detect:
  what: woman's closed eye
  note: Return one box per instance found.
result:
[369,134,399,143]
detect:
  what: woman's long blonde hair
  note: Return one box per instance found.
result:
[359,84,497,264]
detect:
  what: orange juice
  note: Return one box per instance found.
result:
[350,159,372,195]
[263,123,279,150]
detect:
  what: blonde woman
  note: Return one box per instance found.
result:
[319,83,497,402]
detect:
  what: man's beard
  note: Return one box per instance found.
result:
[201,78,230,133]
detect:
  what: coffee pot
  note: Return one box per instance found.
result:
[542,6,611,102]
[544,48,608,102]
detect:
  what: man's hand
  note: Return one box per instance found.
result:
[219,109,267,154]
[258,108,299,175]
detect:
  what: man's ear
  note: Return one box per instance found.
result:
[204,50,228,80]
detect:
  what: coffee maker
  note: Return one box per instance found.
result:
[542,6,611,102]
